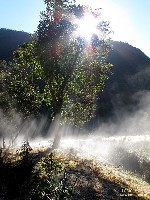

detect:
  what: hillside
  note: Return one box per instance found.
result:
[95,41,150,124]
[0,29,150,124]
[0,28,32,61]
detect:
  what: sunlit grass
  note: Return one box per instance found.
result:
[1,135,150,199]
[53,148,150,199]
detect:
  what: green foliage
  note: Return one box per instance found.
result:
[18,141,33,161]
[8,0,113,127]
[8,42,43,117]
[0,143,73,199]
[30,153,73,199]
[0,60,15,115]
[36,1,112,126]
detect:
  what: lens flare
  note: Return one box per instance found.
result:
[74,13,100,40]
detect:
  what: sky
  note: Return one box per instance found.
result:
[0,0,150,57]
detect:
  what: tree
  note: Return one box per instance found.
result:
[0,60,14,115]
[9,0,112,128]
[8,42,43,118]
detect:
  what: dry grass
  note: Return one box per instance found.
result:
[1,144,150,199]
[51,148,150,199]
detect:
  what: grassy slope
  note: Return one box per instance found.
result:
[1,145,150,199]
[54,149,150,199]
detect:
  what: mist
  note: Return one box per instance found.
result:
[0,90,150,181]
[1,90,150,142]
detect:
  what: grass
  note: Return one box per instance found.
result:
[0,140,150,199]
[54,149,150,199]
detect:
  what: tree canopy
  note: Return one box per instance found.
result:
[7,0,113,127]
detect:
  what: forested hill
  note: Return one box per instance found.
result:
[0,28,32,61]
[96,41,150,122]
[0,28,150,122]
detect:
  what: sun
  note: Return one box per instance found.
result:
[74,12,100,41]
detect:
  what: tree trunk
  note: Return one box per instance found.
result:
[51,114,62,150]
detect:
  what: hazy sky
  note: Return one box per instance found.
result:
[0,0,150,57]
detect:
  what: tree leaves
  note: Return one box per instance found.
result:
[8,0,113,127]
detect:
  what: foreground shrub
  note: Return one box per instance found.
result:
[0,141,33,199]
[29,153,73,199]
[0,142,73,199]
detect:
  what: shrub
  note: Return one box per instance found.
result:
[29,153,73,199]
[0,142,73,199]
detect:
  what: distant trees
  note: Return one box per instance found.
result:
[0,28,32,61]
[6,0,112,127]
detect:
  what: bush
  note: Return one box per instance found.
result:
[29,153,73,199]
[0,142,73,199]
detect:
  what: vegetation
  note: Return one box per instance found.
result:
[1,0,150,199]
[2,0,112,127]
[0,142,150,199]
[0,142,73,199]
[96,41,150,122]
[1,29,150,124]
[0,60,13,115]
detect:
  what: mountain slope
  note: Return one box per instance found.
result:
[0,28,32,61]
[95,41,150,122]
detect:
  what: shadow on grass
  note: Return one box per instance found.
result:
[0,145,148,200]
[66,163,142,200]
